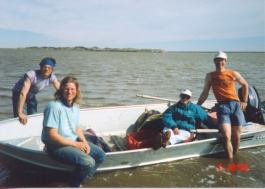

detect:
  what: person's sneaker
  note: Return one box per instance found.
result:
[161,131,171,148]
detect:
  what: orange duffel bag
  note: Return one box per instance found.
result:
[127,129,162,150]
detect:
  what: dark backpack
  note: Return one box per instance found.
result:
[133,110,165,132]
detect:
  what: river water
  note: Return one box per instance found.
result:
[0,49,264,187]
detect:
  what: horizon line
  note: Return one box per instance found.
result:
[0,47,264,53]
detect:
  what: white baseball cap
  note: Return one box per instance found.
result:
[214,51,227,60]
[180,89,192,97]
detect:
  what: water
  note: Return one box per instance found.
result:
[0,49,264,187]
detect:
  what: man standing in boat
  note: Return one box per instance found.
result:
[197,51,249,160]
[12,57,60,125]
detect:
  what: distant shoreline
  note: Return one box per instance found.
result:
[23,46,165,53]
[0,47,264,53]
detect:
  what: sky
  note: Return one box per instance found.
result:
[0,0,264,51]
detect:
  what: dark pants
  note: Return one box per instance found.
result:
[12,90,37,117]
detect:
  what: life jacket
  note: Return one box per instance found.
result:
[127,129,162,150]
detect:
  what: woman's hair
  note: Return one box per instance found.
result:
[54,76,81,104]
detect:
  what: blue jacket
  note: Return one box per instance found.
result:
[163,101,208,131]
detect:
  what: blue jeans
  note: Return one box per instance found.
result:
[47,142,105,187]
[217,100,245,126]
[12,90,37,117]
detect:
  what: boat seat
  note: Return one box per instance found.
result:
[110,135,127,151]
[16,136,45,151]
[17,137,35,147]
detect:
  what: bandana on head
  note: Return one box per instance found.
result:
[39,58,56,68]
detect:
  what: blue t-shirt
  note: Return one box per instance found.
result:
[41,100,80,143]
[13,70,57,99]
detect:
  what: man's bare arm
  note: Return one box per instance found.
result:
[197,73,211,105]
[53,78,60,90]
[18,78,31,125]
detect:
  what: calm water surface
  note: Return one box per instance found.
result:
[0,49,264,187]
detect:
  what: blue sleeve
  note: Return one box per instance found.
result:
[43,102,60,129]
[174,120,193,130]
[195,104,208,122]
[163,106,178,129]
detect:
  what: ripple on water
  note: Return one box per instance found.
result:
[0,50,264,187]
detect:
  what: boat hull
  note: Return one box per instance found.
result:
[0,102,265,172]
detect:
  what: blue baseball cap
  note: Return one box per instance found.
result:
[39,57,56,68]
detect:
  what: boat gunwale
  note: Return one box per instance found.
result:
[0,101,217,124]
[2,127,264,155]
[0,125,264,173]
[1,100,265,173]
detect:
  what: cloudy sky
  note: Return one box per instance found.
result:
[0,0,264,51]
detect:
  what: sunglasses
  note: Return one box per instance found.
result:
[180,94,190,99]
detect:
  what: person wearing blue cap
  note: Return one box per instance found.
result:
[12,57,60,125]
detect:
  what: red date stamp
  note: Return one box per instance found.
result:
[216,163,250,172]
